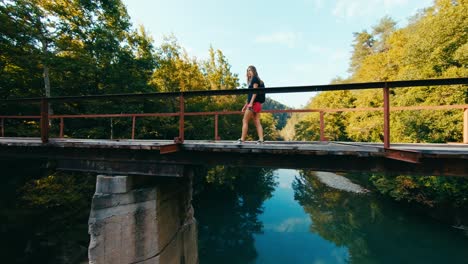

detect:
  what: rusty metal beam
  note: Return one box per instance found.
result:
[383,84,390,149]
[464,108,467,144]
[320,111,325,141]
[384,148,421,164]
[2,77,466,103]
[132,116,136,140]
[159,144,180,154]
[214,114,220,141]
[60,117,64,138]
[40,99,49,143]
[177,94,185,143]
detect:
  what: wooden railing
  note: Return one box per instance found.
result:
[1,78,467,147]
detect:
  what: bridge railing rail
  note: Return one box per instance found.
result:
[0,77,467,147]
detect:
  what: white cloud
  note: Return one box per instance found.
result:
[271,217,311,232]
[332,0,411,18]
[307,0,324,9]
[314,0,325,8]
[307,45,349,62]
[255,32,302,48]
[308,45,330,54]
[331,50,349,61]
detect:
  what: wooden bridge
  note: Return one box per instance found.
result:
[1,137,467,177]
[3,78,468,264]
[1,78,468,177]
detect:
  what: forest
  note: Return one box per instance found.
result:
[1,0,467,212]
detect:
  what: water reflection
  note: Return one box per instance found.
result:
[294,170,468,264]
[193,166,277,264]
[255,169,349,264]
[0,159,93,263]
[194,168,468,264]
[2,160,468,264]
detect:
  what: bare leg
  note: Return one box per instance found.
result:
[241,110,253,141]
[253,113,263,141]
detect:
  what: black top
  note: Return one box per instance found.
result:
[247,76,261,103]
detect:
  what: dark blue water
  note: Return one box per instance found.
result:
[2,160,468,264]
[194,168,468,264]
[254,169,349,264]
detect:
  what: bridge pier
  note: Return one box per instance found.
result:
[88,168,198,264]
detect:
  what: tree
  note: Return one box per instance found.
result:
[349,31,374,75]
[202,46,239,91]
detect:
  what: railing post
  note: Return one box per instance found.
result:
[60,117,64,138]
[1,118,4,137]
[383,83,390,149]
[175,93,185,143]
[132,116,136,140]
[319,111,325,141]
[214,114,220,141]
[40,98,49,143]
[464,108,468,144]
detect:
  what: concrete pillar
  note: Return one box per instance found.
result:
[464,108,468,144]
[88,170,198,264]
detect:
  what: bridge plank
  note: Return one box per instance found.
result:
[1,138,468,176]
[1,138,467,155]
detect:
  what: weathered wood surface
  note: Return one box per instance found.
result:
[1,138,467,176]
[0,138,467,157]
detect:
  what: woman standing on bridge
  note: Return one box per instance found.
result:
[237,65,264,144]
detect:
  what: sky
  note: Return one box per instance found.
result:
[121,0,434,108]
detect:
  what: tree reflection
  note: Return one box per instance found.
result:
[0,159,94,263]
[193,166,277,264]
[293,170,468,264]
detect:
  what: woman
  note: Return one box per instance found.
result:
[237,65,264,144]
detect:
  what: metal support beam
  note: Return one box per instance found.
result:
[132,116,136,140]
[383,83,390,149]
[60,117,64,138]
[320,111,325,141]
[464,108,468,144]
[176,93,185,143]
[40,98,49,143]
[384,148,421,164]
[214,114,220,141]
[159,143,180,154]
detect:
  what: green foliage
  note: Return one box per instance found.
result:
[293,90,354,141]
[262,98,291,130]
[280,112,301,140]
[202,46,239,90]
[1,1,285,140]
[20,172,95,211]
[283,0,468,212]
[151,35,207,93]
[370,174,468,208]
[289,0,467,144]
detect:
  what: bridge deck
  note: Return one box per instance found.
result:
[1,137,467,157]
[1,138,468,177]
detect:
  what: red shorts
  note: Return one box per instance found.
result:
[252,102,262,113]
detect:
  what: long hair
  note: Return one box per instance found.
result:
[247,65,261,85]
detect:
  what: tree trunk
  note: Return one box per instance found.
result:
[41,38,53,117]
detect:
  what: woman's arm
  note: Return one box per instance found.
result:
[248,83,259,106]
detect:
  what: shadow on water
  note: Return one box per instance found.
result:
[0,159,94,263]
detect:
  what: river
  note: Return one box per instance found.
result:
[193,168,468,264]
[1,160,468,263]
